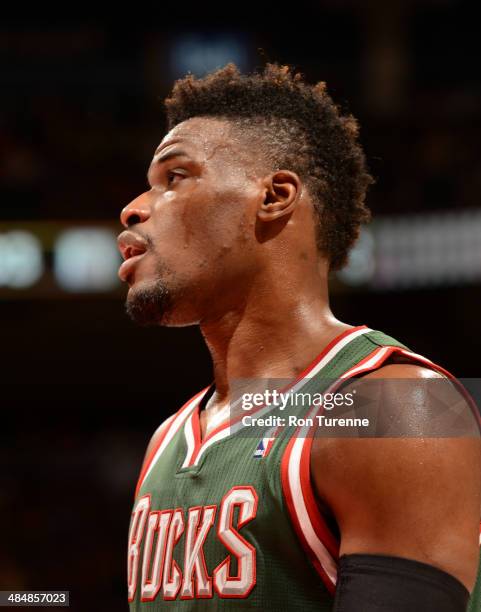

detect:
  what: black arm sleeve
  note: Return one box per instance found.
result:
[333,553,470,612]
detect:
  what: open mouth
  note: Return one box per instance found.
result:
[117,231,149,283]
[118,250,147,283]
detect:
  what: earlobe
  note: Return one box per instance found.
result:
[257,171,300,222]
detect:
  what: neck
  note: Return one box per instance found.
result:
[199,263,352,404]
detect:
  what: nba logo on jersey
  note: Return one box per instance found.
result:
[253,427,277,458]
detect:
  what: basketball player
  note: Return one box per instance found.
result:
[118,63,481,610]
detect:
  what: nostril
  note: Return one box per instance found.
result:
[120,205,150,229]
[126,213,141,227]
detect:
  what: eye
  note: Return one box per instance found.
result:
[166,170,185,186]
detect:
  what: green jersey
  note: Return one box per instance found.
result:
[127,325,481,610]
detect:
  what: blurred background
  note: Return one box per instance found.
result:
[1,1,480,609]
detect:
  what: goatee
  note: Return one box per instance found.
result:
[125,279,172,327]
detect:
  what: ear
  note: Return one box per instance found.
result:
[257,171,301,222]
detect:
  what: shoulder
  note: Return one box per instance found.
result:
[138,385,210,473]
[139,413,177,473]
[358,362,443,379]
[342,361,478,435]
[309,362,481,590]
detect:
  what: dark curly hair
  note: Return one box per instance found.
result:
[164,62,373,270]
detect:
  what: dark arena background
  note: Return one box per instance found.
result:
[1,2,480,610]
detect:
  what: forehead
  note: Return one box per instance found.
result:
[154,117,236,161]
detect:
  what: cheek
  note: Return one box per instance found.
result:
[151,190,176,216]
[200,196,256,280]
[151,192,198,250]
[150,186,255,274]
[203,184,253,242]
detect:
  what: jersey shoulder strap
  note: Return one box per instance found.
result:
[279,325,481,597]
[362,328,411,350]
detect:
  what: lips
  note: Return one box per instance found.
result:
[117,230,149,283]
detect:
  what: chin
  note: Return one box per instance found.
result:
[124,278,173,327]
[124,278,199,328]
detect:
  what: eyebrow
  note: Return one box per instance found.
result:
[146,149,191,184]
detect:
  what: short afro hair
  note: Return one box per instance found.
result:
[164,62,373,270]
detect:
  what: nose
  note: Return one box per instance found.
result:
[120,199,151,228]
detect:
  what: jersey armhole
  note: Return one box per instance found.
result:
[280,343,481,597]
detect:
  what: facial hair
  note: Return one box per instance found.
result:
[125,279,172,326]
[124,257,174,327]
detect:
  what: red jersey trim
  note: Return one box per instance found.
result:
[185,325,370,467]
[281,344,480,595]
[135,387,209,497]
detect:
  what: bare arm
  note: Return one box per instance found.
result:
[311,363,481,592]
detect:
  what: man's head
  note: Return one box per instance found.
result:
[118,62,373,327]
